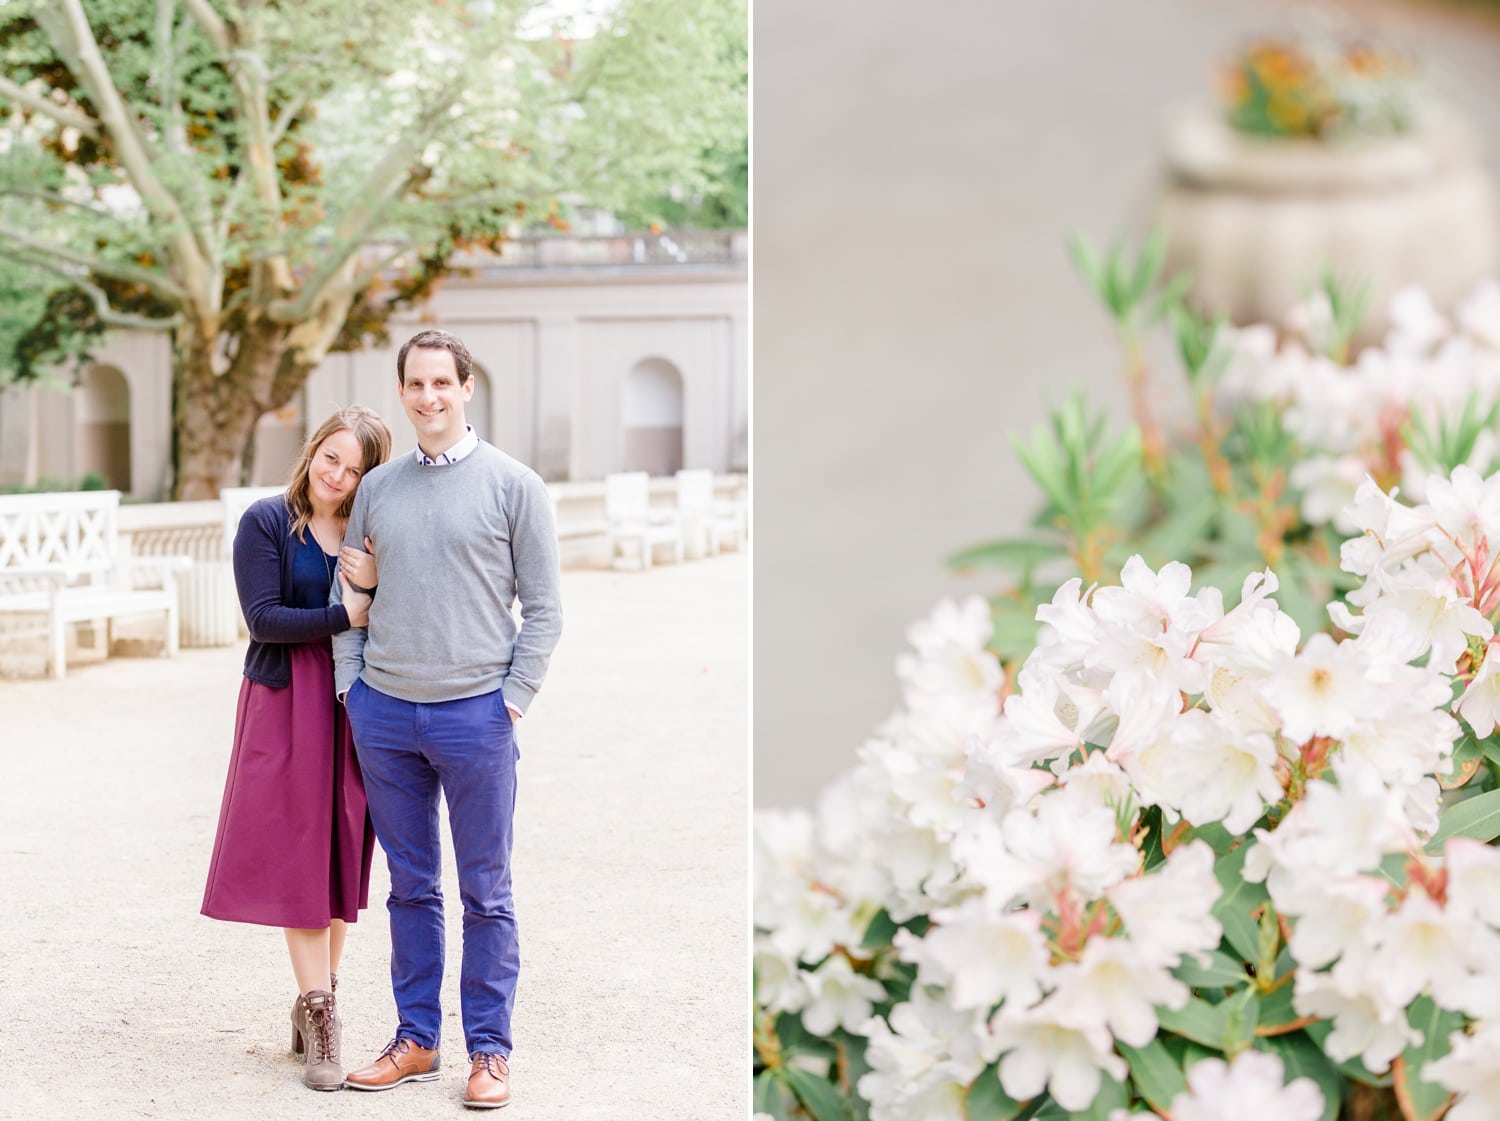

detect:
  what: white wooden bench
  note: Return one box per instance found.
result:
[0,490,187,678]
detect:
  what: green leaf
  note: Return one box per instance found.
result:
[1067,234,1106,303]
[783,1067,850,1121]
[946,538,1068,574]
[1221,986,1261,1053]
[964,1063,1025,1121]
[1129,228,1167,308]
[1119,1037,1187,1113]
[1076,1077,1128,1121]
[1478,734,1500,769]
[861,910,898,950]
[1212,843,1270,962]
[1395,996,1462,1121]
[1254,980,1306,1036]
[1428,787,1500,850]
[755,1069,796,1120]
[1173,949,1252,990]
[988,601,1045,664]
[1156,996,1230,1050]
[1013,427,1074,516]
[1255,1032,1340,1121]
[1141,494,1220,566]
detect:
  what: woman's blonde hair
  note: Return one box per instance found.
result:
[285,405,392,542]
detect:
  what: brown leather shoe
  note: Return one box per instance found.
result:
[344,1037,441,1092]
[464,1052,511,1109]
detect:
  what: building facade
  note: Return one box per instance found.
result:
[0,230,748,498]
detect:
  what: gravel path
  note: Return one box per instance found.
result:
[0,553,748,1120]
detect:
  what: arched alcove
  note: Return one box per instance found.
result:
[469,362,491,444]
[621,357,684,476]
[74,364,131,490]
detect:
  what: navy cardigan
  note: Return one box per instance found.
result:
[234,494,351,688]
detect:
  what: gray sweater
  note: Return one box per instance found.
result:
[331,443,562,713]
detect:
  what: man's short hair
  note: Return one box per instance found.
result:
[397,329,475,387]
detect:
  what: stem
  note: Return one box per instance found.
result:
[1121,327,1167,484]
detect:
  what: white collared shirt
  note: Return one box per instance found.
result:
[415,426,479,466]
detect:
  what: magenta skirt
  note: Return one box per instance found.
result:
[201,640,374,928]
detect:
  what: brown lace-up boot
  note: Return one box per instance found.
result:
[291,972,337,1056]
[301,990,343,1091]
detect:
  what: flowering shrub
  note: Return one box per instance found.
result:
[1217,35,1417,140]
[958,258,1500,668]
[753,467,1500,1121]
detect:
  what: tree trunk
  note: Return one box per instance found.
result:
[170,316,297,500]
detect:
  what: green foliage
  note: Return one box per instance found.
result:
[1068,229,1189,331]
[1255,1032,1342,1121]
[0,471,108,494]
[964,1065,1026,1121]
[1394,998,1462,1121]
[1118,1038,1187,1113]
[0,0,746,491]
[1404,396,1500,477]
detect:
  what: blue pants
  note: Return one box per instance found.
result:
[344,678,519,1058]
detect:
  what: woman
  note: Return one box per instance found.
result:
[201,405,392,1092]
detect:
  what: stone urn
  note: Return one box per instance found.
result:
[1154,101,1499,333]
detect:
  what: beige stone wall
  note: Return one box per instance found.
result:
[5,249,745,499]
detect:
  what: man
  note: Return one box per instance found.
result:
[332,328,562,1109]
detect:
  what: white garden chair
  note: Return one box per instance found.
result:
[674,469,744,558]
[604,472,682,569]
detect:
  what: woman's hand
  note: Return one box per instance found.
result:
[339,571,373,628]
[340,537,378,590]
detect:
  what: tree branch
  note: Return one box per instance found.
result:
[12,255,183,332]
[38,0,215,317]
[0,222,188,303]
[268,86,468,323]
[179,0,231,52]
[267,90,309,148]
[0,75,100,138]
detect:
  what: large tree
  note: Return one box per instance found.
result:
[0,0,746,497]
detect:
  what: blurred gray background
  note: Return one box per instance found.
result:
[753,0,1500,806]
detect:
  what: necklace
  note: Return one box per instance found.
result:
[309,517,342,588]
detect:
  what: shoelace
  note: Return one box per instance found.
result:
[307,1002,337,1060]
[377,1037,410,1065]
[473,1053,507,1080]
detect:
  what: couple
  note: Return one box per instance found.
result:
[200,329,563,1108]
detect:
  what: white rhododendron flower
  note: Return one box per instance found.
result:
[1458,641,1500,736]
[1292,967,1419,1073]
[1106,841,1222,966]
[1045,935,1188,1047]
[897,901,1049,1012]
[800,954,889,1037]
[857,987,987,1121]
[1261,633,1380,744]
[1170,1050,1324,1121]
[988,1002,1129,1111]
[756,445,1500,1117]
[1366,891,1500,1011]
[1425,1021,1500,1121]
[897,596,1005,714]
[1446,838,1500,928]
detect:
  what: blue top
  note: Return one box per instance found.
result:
[290,532,338,610]
[233,494,352,688]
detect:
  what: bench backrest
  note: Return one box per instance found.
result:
[221,486,286,553]
[604,472,651,522]
[0,490,122,579]
[674,468,715,512]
